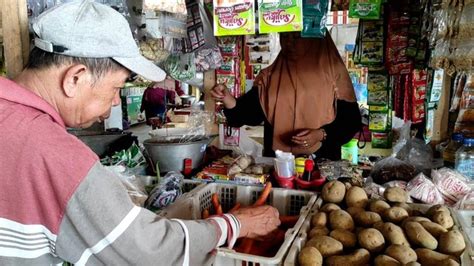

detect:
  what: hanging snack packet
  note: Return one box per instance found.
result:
[213,0,255,36]
[302,0,329,38]
[258,0,303,34]
[367,72,389,106]
[349,0,382,20]
[369,106,391,132]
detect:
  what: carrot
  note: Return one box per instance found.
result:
[253,182,272,206]
[216,205,223,215]
[279,215,300,227]
[202,209,210,219]
[229,202,241,213]
[211,193,220,214]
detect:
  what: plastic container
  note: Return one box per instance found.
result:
[295,171,326,191]
[455,138,474,180]
[284,199,474,266]
[341,139,359,165]
[274,173,296,189]
[160,183,318,266]
[444,133,464,167]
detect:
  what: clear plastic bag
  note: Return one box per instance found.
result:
[392,122,433,175]
[432,167,472,204]
[455,190,474,210]
[139,38,171,64]
[370,157,417,184]
[105,166,149,207]
[407,172,445,205]
[145,171,184,210]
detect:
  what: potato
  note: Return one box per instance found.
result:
[374,255,401,266]
[404,262,421,266]
[305,236,343,257]
[381,222,410,247]
[325,249,370,266]
[354,211,382,227]
[311,212,327,228]
[439,229,466,257]
[415,248,459,265]
[384,207,409,224]
[404,222,438,250]
[320,203,341,213]
[357,228,385,253]
[426,204,450,218]
[419,221,448,238]
[309,227,329,238]
[370,200,391,215]
[392,202,413,215]
[346,186,368,208]
[329,229,357,249]
[373,221,385,231]
[432,211,454,229]
[347,206,365,217]
[385,244,417,264]
[298,246,323,266]
[411,210,424,217]
[401,216,431,227]
[384,187,408,203]
[321,181,346,203]
[329,210,355,231]
[441,259,461,266]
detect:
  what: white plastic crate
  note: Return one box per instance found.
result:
[161,183,318,266]
[284,198,474,266]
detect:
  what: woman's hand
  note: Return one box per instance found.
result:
[291,129,324,147]
[210,84,237,109]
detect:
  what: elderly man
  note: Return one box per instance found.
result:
[0,1,280,265]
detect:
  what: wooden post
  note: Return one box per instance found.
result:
[1,0,29,78]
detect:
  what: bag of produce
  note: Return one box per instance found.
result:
[370,156,417,184]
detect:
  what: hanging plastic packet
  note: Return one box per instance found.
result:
[367,72,389,106]
[349,0,382,20]
[213,0,255,36]
[331,0,350,11]
[302,0,329,38]
[258,0,303,34]
[369,105,392,132]
[163,53,196,82]
[143,0,187,15]
[145,171,184,211]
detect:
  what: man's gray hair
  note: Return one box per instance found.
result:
[25,47,125,81]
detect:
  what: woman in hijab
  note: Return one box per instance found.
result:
[211,33,361,160]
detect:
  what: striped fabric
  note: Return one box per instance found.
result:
[0,218,57,259]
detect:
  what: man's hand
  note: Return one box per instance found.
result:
[231,205,280,239]
[210,84,237,109]
[291,128,324,147]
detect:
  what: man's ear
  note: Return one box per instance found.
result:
[61,64,89,98]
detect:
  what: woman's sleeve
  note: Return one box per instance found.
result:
[318,100,362,160]
[223,87,266,127]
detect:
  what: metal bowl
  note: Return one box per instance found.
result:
[143,137,214,174]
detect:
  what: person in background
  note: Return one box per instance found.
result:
[211,33,362,160]
[141,81,184,127]
[0,1,280,265]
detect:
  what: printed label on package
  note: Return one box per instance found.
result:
[258,0,303,33]
[213,0,255,36]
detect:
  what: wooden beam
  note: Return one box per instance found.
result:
[1,0,29,78]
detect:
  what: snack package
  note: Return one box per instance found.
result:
[302,0,329,38]
[371,132,392,149]
[213,0,255,36]
[369,106,392,132]
[432,168,472,204]
[145,171,184,211]
[363,180,385,199]
[258,0,304,34]
[349,0,382,20]
[370,156,417,184]
[368,72,389,106]
[144,0,187,15]
[407,173,445,205]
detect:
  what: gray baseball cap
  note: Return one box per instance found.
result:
[32,0,166,82]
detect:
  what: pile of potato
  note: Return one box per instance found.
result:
[298,180,467,266]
